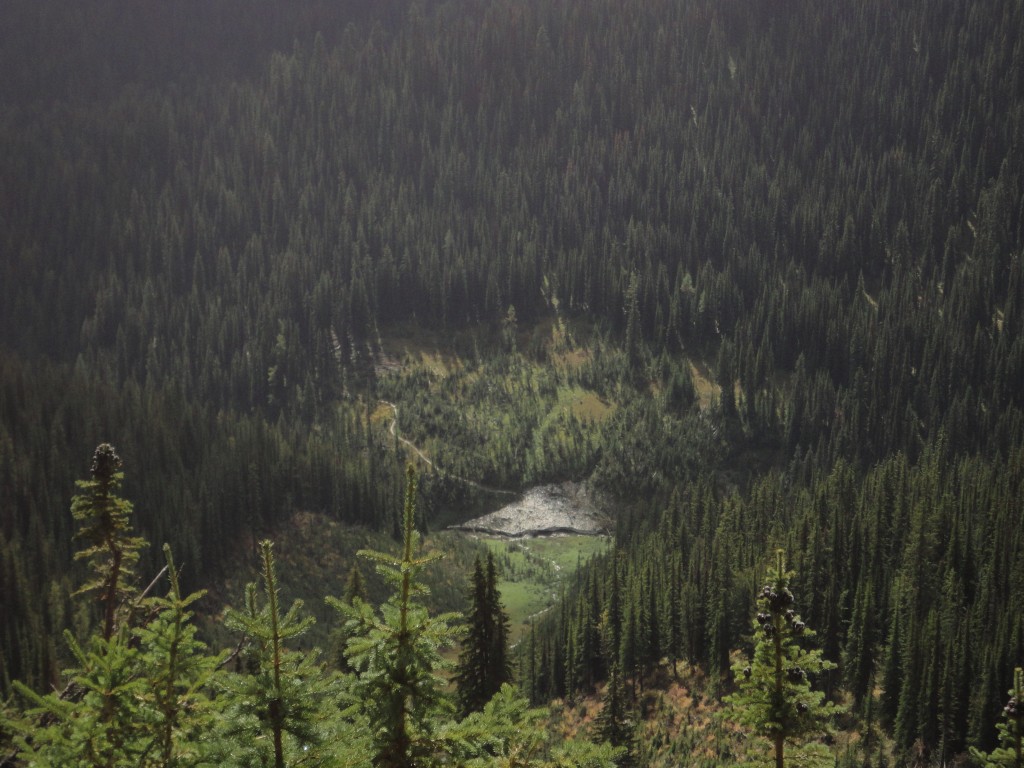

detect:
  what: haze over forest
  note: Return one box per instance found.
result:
[1,0,1023,766]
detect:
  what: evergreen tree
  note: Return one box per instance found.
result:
[343,562,368,605]
[3,445,149,765]
[484,552,512,702]
[841,581,877,713]
[6,464,217,767]
[215,539,341,768]
[623,272,644,376]
[726,550,840,768]
[70,443,146,641]
[594,663,635,767]
[455,552,512,717]
[330,465,460,767]
[454,684,623,767]
[329,563,369,672]
[971,667,1024,768]
[8,628,150,766]
[456,557,491,717]
[502,305,519,355]
[132,544,222,767]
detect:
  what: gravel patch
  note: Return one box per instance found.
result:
[450,482,609,537]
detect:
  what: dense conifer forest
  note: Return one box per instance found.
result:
[1,0,1023,764]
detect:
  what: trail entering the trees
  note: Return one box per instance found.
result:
[379,400,518,497]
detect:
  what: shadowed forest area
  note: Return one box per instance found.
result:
[1,0,1023,764]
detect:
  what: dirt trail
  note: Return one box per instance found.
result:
[380,400,518,497]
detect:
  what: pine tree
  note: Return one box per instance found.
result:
[971,667,1024,768]
[726,550,840,768]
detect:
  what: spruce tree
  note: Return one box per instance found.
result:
[971,667,1024,768]
[7,628,150,765]
[726,550,839,768]
[6,463,216,767]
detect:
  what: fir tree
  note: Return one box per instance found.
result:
[343,562,368,605]
[454,684,623,767]
[70,443,146,641]
[329,563,369,672]
[330,464,460,767]
[132,545,222,767]
[594,663,635,767]
[726,550,840,768]
[6,469,217,767]
[456,556,491,716]
[7,629,150,766]
[484,553,512,697]
[216,539,340,768]
[456,553,512,716]
[971,667,1024,768]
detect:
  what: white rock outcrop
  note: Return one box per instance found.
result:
[451,482,608,537]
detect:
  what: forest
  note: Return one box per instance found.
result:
[1,0,1023,765]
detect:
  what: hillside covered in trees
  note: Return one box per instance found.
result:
[1,0,1023,764]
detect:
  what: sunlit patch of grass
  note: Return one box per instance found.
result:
[496,580,554,640]
[567,388,614,423]
[370,401,395,424]
[479,535,609,643]
[551,346,592,370]
[532,386,614,444]
[688,360,719,410]
[379,323,466,376]
[526,535,608,572]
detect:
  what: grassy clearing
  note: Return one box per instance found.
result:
[688,360,720,410]
[523,535,608,572]
[481,535,610,644]
[370,401,395,424]
[534,385,615,439]
[379,323,469,375]
[561,385,614,423]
